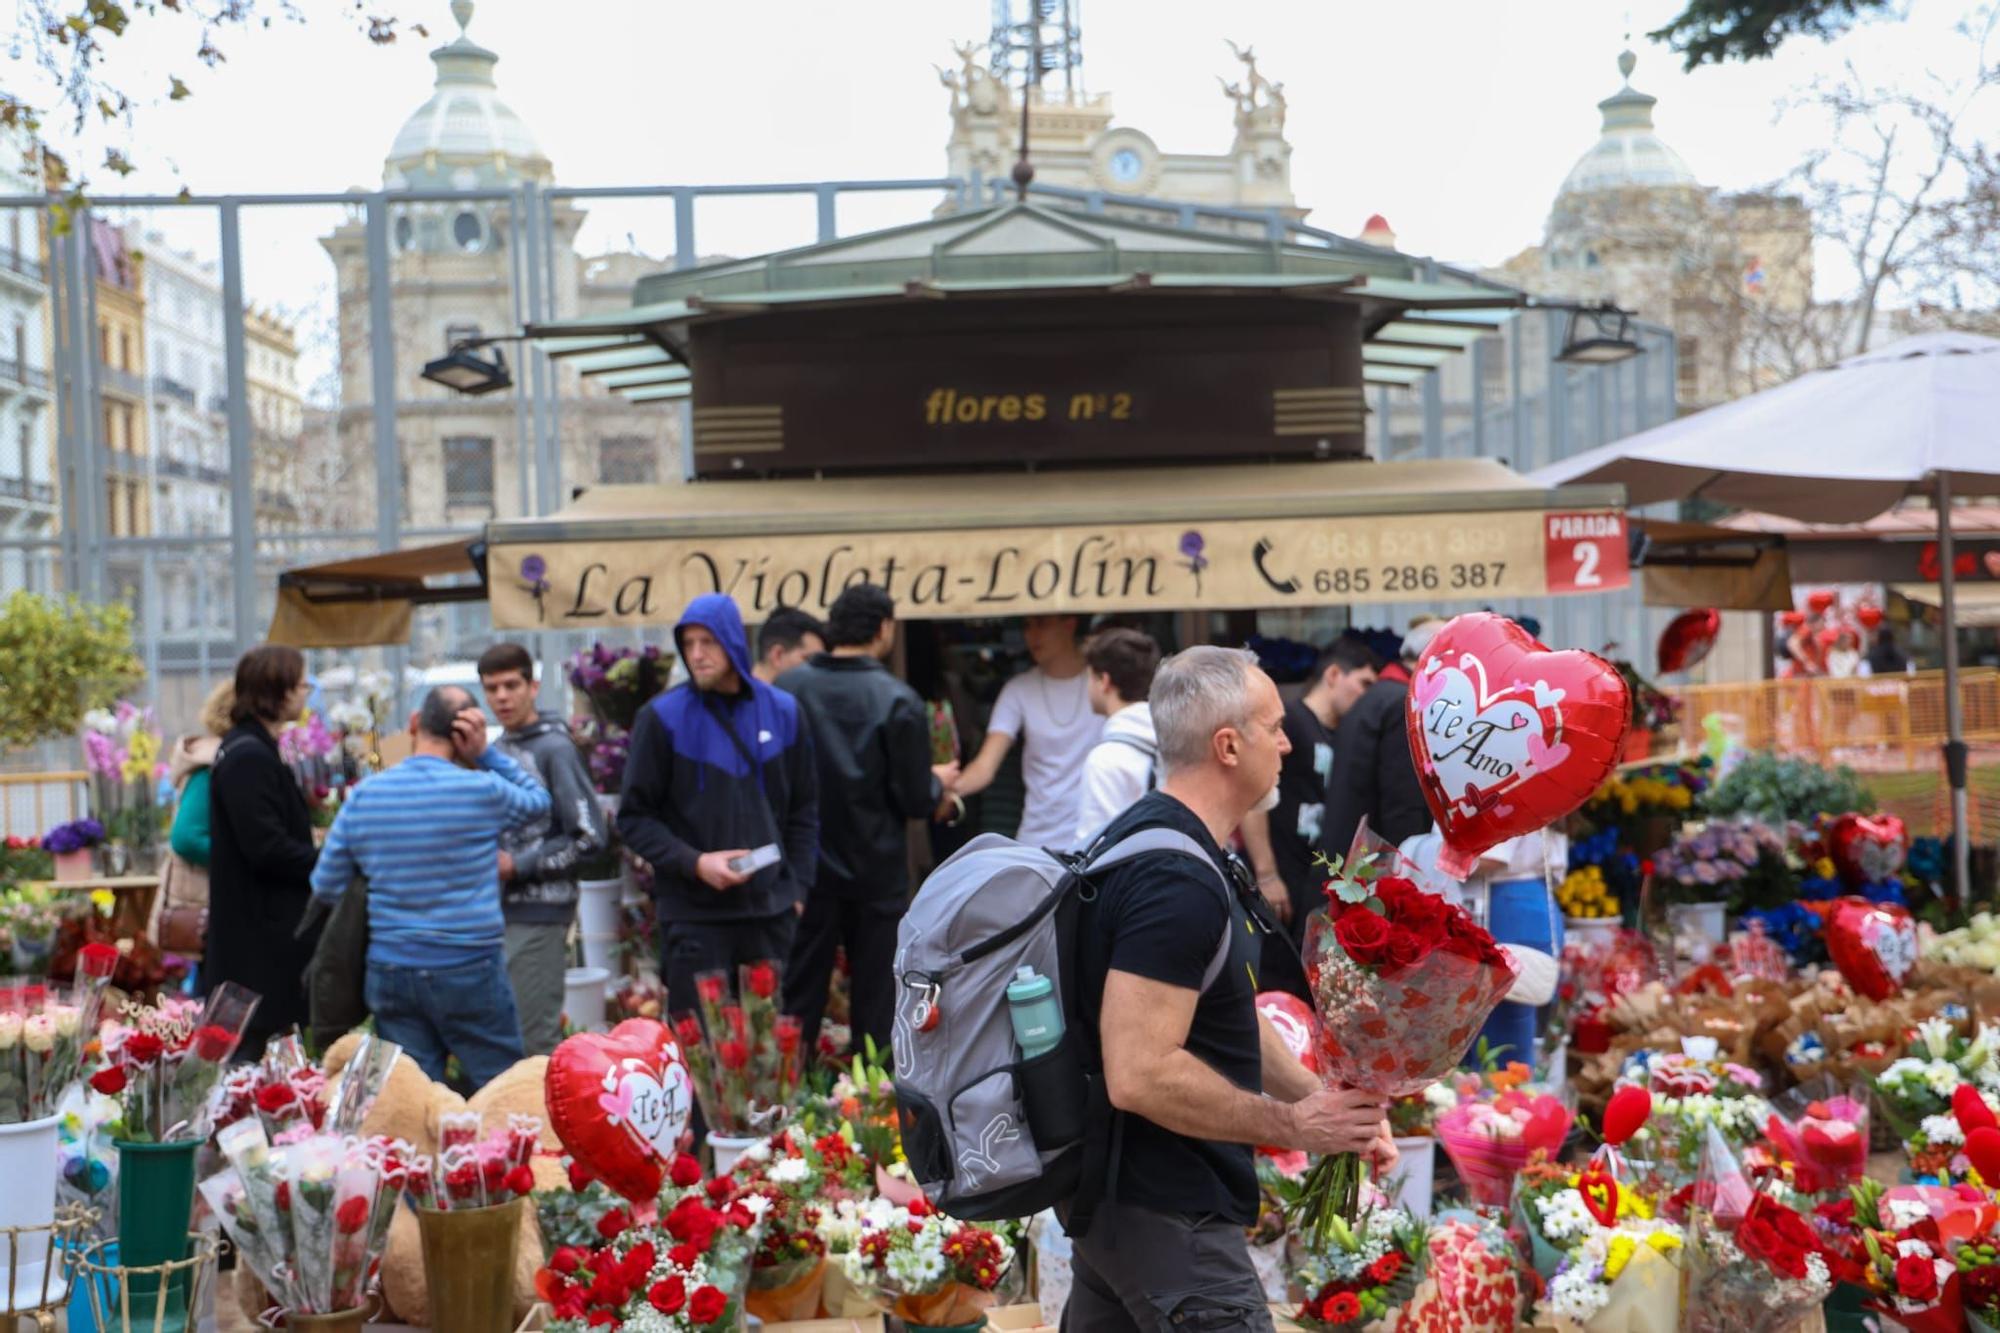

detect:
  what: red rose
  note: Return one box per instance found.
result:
[667,1241,701,1269]
[648,1276,686,1314]
[695,974,727,1006]
[674,1017,705,1049]
[687,1284,728,1325]
[335,1196,370,1234]
[587,1266,629,1306]
[275,1181,291,1212]
[567,1159,594,1191]
[89,1067,126,1096]
[256,1083,297,1114]
[717,1040,749,1071]
[77,941,121,980]
[551,1247,583,1275]
[745,963,777,999]
[554,1292,587,1321]
[1382,926,1430,971]
[584,1309,620,1328]
[670,1153,703,1188]
[704,1176,734,1204]
[596,1208,630,1240]
[192,1024,238,1063]
[776,1020,801,1055]
[123,1033,165,1065]
[1896,1253,1940,1302]
[1333,906,1393,967]
[1815,1197,1856,1227]
[504,1165,535,1197]
[619,1241,655,1285]
[1736,1200,1809,1280]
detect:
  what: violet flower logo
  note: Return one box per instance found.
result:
[1179,530,1209,596]
[520,554,549,622]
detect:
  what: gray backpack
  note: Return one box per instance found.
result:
[890,826,1232,1223]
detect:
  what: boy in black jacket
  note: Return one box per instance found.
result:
[617,594,819,1015]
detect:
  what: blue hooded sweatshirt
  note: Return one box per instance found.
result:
[615,594,819,922]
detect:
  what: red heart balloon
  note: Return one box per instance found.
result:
[1956,1085,1999,1137]
[1656,608,1721,675]
[1807,589,1837,615]
[1405,613,1630,879]
[1256,991,1318,1073]
[1602,1084,1653,1147]
[1824,897,1917,1002]
[545,1018,696,1203]
[1968,1127,2000,1186]
[1829,813,1907,886]
[1856,602,1884,630]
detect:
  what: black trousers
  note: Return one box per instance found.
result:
[1059,1198,1275,1331]
[659,911,799,1018]
[784,892,903,1061]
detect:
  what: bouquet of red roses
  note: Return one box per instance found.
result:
[674,960,805,1137]
[1293,850,1518,1241]
[1679,1125,1840,1333]
[91,981,259,1142]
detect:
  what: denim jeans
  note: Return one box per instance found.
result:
[365,948,524,1092]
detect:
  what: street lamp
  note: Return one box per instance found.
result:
[420,339,514,395]
[1555,303,1643,365]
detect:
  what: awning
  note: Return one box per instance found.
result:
[269,539,487,648]
[1629,518,1793,611]
[1895,583,2000,628]
[483,457,1630,630]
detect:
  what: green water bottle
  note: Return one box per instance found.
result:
[1006,965,1063,1060]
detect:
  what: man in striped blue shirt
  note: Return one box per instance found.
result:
[311,685,552,1089]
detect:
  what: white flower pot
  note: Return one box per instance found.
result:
[1564,917,1622,950]
[577,878,622,939]
[1387,1136,1436,1219]
[707,1133,762,1177]
[580,932,620,972]
[1669,901,1728,944]
[0,1111,65,1306]
[563,967,611,1035]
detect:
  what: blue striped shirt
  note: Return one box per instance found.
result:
[311,750,551,967]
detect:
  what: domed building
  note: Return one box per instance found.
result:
[320,0,676,549]
[1491,50,1812,410]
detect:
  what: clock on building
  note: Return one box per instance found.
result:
[1108,147,1143,184]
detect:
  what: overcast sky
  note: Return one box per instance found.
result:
[8,0,1989,361]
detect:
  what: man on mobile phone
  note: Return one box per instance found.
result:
[617,594,820,1017]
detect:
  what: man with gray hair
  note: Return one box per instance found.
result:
[1065,645,1394,1331]
[311,685,551,1090]
[1322,618,1442,862]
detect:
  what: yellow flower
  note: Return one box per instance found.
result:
[1604,1234,1637,1281]
[89,889,115,915]
[1814,857,1835,880]
[1647,1231,1682,1254]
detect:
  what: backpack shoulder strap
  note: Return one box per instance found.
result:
[1082,827,1234,993]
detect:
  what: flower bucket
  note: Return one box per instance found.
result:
[0,1112,63,1307]
[1564,917,1621,951]
[63,1238,113,1332]
[577,878,622,938]
[53,850,93,882]
[580,932,619,972]
[416,1197,525,1333]
[708,1132,761,1177]
[114,1140,198,1272]
[563,967,611,1034]
[1386,1136,1436,1218]
[1668,901,1727,945]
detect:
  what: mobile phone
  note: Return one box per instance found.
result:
[729,844,781,876]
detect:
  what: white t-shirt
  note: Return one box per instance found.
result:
[988,668,1102,849]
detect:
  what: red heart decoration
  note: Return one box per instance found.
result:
[1405,614,1630,879]
[1577,1167,1620,1227]
[545,1018,696,1204]
[1256,991,1318,1072]
[1956,1085,1999,1137]
[1825,897,1918,1002]
[1829,813,1907,886]
[1968,1127,2000,1185]
[1602,1085,1653,1147]
[1856,602,1884,630]
[1657,608,1721,675]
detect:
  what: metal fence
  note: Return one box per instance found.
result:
[0,175,1677,738]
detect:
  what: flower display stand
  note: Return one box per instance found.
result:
[72,1232,219,1333]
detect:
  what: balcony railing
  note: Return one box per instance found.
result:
[155,455,231,487]
[151,375,198,407]
[0,248,43,283]
[99,365,145,399]
[0,358,49,393]
[0,477,55,504]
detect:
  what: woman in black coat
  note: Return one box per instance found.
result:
[206,644,321,1058]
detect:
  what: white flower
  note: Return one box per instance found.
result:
[1924,1061,1964,1100]
[1543,1264,1612,1322]
[1916,1018,1953,1061]
[21,1015,54,1053]
[1918,1115,1965,1147]
[82,709,118,736]
[740,1193,773,1222]
[1422,1082,1457,1112]
[1535,1192,1598,1243]
[50,1006,78,1038]
[767,1156,813,1186]
[741,1141,773,1165]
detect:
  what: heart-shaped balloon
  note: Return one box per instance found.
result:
[1956,1085,1999,1137]
[1656,608,1721,675]
[1405,613,1630,879]
[1807,589,1837,615]
[1256,991,1318,1073]
[546,1018,696,1203]
[1825,898,1917,1002]
[1968,1128,2000,1186]
[1855,602,1884,630]
[1602,1084,1653,1147]
[1829,813,1907,886]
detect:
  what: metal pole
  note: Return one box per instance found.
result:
[537,186,564,510]
[364,195,405,688]
[48,224,81,592]
[508,185,532,517]
[141,548,161,706]
[1469,337,1487,460]
[77,215,109,603]
[1936,470,1972,899]
[676,191,696,485]
[218,201,259,651]
[521,185,555,515]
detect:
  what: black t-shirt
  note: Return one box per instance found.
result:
[1078,791,1266,1225]
[1271,698,1336,924]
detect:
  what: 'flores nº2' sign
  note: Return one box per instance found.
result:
[684,297,1368,477]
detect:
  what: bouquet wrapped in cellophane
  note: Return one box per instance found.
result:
[421,1111,540,1211]
[830,1196,1012,1328]
[203,1118,416,1317]
[1759,1075,1868,1196]
[1433,1062,1573,1210]
[0,941,119,1123]
[91,980,259,1142]
[1678,1125,1836,1333]
[674,960,804,1137]
[1294,845,1518,1240]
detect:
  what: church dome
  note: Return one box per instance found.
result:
[385,0,549,187]
[1557,50,1698,196]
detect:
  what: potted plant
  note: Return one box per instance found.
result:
[41,819,105,882]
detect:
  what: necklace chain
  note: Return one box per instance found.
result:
[1036,669,1084,728]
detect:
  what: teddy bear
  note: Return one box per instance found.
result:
[233,1039,559,1329]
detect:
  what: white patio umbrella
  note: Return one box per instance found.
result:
[1532,330,2000,894]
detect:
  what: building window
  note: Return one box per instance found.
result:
[1676,336,1700,404]
[443,322,481,352]
[394,215,415,251]
[597,435,657,485]
[442,436,495,512]
[451,211,486,252]
[120,330,132,371]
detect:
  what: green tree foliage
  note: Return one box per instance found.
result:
[1650,0,1894,69]
[0,592,142,748]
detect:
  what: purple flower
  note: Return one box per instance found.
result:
[42,818,106,854]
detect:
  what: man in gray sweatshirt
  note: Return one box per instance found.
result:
[479,643,608,1056]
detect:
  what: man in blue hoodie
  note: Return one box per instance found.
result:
[617,594,820,1016]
